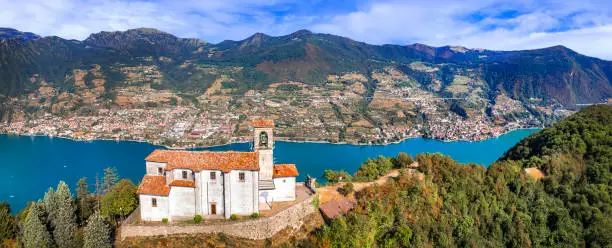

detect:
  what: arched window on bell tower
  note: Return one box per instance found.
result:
[259,131,269,148]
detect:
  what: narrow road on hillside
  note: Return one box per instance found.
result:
[317,163,422,204]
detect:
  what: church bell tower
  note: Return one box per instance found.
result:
[252,120,275,181]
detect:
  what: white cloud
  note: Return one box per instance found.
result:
[457,25,612,60]
[0,0,307,41]
[311,0,612,60]
[0,0,611,60]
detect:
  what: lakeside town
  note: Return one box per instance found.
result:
[0,65,574,147]
[0,94,565,148]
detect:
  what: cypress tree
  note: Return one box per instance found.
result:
[52,181,77,248]
[22,203,52,248]
[83,211,112,248]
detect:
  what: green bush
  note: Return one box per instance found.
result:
[394,152,414,168]
[230,214,237,221]
[162,218,168,223]
[354,156,394,181]
[251,213,259,219]
[312,195,320,209]
[341,182,354,196]
[194,215,202,223]
[100,179,137,226]
[324,155,397,184]
[323,170,352,184]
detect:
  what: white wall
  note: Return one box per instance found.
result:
[194,172,201,215]
[197,170,225,216]
[258,150,274,180]
[169,187,195,220]
[171,169,195,181]
[146,162,166,175]
[272,177,296,202]
[140,194,169,221]
[228,170,258,215]
[167,169,195,186]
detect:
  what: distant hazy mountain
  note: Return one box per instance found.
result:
[0,27,610,109]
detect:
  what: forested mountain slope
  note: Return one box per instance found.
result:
[305,105,611,247]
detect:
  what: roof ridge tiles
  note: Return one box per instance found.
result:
[145,149,259,173]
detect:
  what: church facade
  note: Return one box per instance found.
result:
[137,120,299,221]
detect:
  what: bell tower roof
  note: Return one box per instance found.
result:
[250,119,275,128]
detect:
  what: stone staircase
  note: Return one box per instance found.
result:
[258,180,275,190]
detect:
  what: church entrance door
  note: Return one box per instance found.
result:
[211,203,216,215]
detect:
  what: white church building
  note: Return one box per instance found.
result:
[137,120,299,221]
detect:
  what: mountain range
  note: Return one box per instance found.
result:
[0,27,611,145]
[1,27,611,107]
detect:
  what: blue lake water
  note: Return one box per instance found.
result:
[0,128,539,211]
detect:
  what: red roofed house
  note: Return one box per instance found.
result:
[319,198,356,221]
[137,120,299,221]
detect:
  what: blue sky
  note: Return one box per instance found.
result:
[1,0,611,59]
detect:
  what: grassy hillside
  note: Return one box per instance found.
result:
[302,105,611,247]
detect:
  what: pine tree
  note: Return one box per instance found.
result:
[42,187,57,223]
[22,203,52,248]
[95,173,101,210]
[0,202,16,242]
[83,211,112,248]
[102,167,119,194]
[52,181,77,248]
[76,177,93,223]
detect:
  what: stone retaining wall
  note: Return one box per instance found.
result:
[120,193,316,240]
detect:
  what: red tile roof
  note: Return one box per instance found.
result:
[319,198,356,220]
[273,164,299,178]
[137,175,170,196]
[145,150,259,173]
[250,119,275,128]
[169,180,196,188]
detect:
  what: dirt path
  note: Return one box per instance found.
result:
[317,168,404,204]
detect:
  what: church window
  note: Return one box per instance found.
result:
[210,172,216,180]
[239,172,245,182]
[259,131,268,148]
[152,198,157,207]
[182,171,188,179]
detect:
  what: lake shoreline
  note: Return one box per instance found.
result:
[1,127,543,150]
[277,127,542,146]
